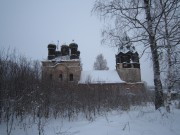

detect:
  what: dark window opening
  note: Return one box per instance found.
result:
[49,74,52,80]
[59,74,63,81]
[69,74,73,81]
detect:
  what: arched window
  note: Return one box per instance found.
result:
[59,74,63,81]
[69,74,73,81]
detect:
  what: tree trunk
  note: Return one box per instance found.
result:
[144,0,164,109]
[166,43,172,113]
[162,1,173,112]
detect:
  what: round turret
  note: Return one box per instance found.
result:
[47,44,56,60]
[69,42,78,48]
[61,45,69,56]
[48,44,56,49]
[69,42,78,55]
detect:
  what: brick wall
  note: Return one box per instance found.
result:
[77,82,145,94]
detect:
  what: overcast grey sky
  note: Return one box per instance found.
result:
[0,0,154,85]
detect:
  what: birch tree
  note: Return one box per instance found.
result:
[93,54,109,70]
[93,0,165,109]
[156,0,180,112]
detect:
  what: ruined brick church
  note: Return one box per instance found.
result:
[42,37,144,91]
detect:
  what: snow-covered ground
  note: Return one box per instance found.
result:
[1,104,180,135]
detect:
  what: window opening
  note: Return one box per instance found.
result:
[69,74,73,81]
[49,74,52,80]
[59,74,63,81]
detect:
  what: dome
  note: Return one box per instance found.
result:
[61,44,69,56]
[69,42,78,48]
[61,44,69,48]
[48,44,56,49]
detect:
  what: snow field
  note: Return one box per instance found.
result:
[0,104,180,135]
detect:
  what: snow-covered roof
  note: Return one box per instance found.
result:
[117,45,137,54]
[117,32,137,54]
[44,55,79,62]
[53,55,70,61]
[79,70,125,84]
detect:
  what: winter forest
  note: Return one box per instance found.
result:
[1,0,180,135]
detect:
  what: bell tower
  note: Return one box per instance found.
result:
[116,34,141,82]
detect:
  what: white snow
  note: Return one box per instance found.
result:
[79,70,125,84]
[43,55,80,62]
[1,105,180,135]
[54,55,70,61]
[117,45,137,54]
[117,33,137,54]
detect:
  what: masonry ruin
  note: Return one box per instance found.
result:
[42,40,144,92]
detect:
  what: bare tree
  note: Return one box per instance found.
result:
[92,0,171,109]
[93,54,109,70]
[0,48,44,134]
[155,0,180,112]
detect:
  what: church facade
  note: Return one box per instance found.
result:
[42,40,143,92]
[42,42,81,84]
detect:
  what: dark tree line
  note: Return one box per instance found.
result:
[0,49,42,134]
